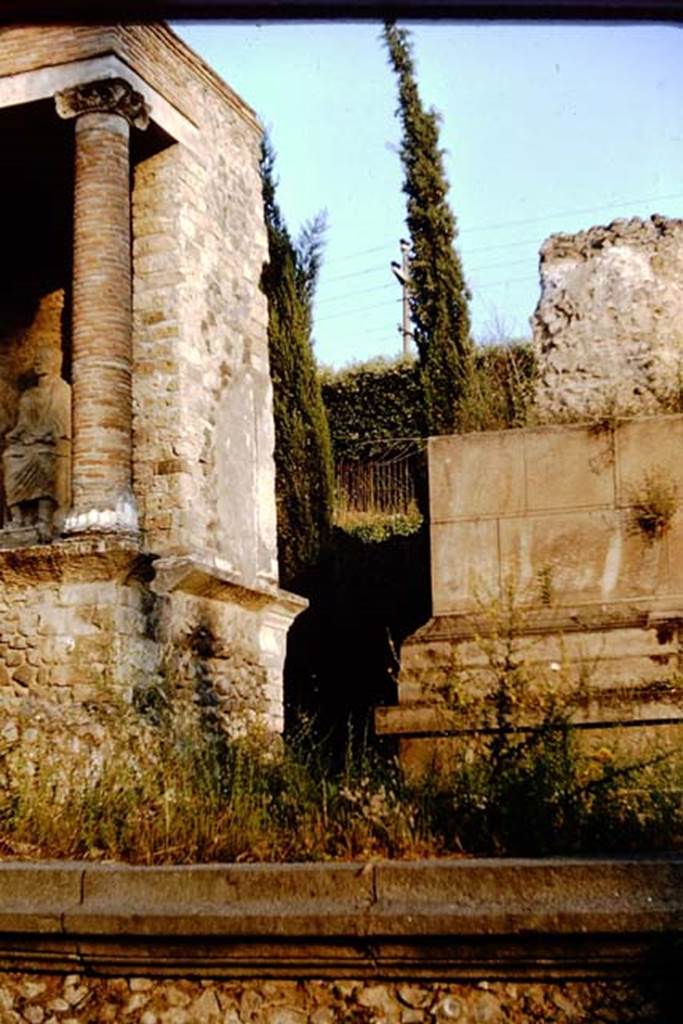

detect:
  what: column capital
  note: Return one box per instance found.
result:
[55,77,149,130]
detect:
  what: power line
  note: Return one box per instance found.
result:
[315,273,540,325]
[462,192,683,234]
[470,275,538,291]
[325,244,390,266]
[315,298,401,324]
[324,238,541,285]
[317,282,394,306]
[322,257,533,306]
[468,257,535,274]
[319,261,534,313]
[323,248,536,290]
[320,191,683,268]
[325,263,388,285]
[465,236,543,256]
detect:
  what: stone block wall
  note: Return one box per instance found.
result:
[377,416,683,766]
[0,539,156,714]
[533,215,683,420]
[0,858,677,1024]
[428,415,683,618]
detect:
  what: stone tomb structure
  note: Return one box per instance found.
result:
[377,418,683,772]
[378,217,683,772]
[0,24,305,732]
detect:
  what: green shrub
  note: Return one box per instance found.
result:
[320,357,424,462]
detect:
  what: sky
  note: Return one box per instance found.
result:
[175,20,683,369]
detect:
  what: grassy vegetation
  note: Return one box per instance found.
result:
[1,686,680,864]
[334,506,424,543]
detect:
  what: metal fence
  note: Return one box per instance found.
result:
[334,440,424,515]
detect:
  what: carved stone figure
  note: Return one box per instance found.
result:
[2,348,71,537]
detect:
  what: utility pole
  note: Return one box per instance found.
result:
[391,238,413,357]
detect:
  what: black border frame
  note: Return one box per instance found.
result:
[1,1,682,24]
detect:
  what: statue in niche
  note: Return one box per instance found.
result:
[2,348,71,539]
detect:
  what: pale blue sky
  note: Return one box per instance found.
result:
[175,21,683,368]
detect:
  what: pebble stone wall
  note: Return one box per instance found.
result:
[0,976,671,1024]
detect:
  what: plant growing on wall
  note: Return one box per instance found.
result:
[382,22,475,436]
[260,139,334,588]
[627,468,678,542]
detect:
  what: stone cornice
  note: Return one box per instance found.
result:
[0,535,147,586]
[151,552,308,617]
[55,76,149,129]
[0,858,679,979]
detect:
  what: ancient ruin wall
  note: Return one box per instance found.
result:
[0,859,676,1024]
[532,215,683,420]
[0,25,299,737]
[129,32,276,586]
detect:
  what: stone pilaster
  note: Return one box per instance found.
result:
[56,79,149,532]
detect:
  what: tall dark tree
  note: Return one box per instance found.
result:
[260,139,334,589]
[383,22,474,435]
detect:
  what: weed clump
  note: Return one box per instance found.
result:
[627,468,678,542]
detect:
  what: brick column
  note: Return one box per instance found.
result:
[55,79,149,533]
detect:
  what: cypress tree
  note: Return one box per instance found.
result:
[383,22,474,435]
[260,139,335,589]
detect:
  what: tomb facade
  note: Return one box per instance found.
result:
[0,24,305,734]
[377,217,683,773]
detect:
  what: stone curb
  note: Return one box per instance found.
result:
[0,858,680,979]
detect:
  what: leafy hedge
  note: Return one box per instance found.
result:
[320,357,424,461]
[321,342,537,460]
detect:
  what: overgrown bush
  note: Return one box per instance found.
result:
[320,357,424,462]
[335,507,423,543]
[321,343,537,464]
[462,341,537,432]
[422,576,683,855]
[627,467,678,542]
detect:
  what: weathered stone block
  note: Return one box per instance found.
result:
[523,424,614,511]
[615,414,683,507]
[429,431,525,520]
[431,519,500,615]
[382,417,683,763]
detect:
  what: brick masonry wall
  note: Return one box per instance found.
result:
[533,215,683,420]
[130,28,277,584]
[0,975,669,1024]
[1,24,278,581]
[0,25,259,133]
